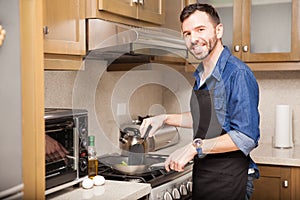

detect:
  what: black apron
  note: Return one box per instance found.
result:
[190,82,249,200]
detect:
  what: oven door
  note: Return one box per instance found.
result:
[45,117,78,189]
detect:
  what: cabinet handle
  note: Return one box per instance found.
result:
[43,26,49,35]
[283,180,288,188]
[132,0,138,3]
[0,25,6,47]
[139,0,144,5]
[242,45,248,52]
[234,45,240,52]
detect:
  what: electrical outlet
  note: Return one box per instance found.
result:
[117,103,126,116]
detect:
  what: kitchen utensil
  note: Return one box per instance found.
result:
[119,122,179,152]
[128,125,152,165]
[113,162,165,175]
[99,154,167,175]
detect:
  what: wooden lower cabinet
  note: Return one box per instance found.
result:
[251,165,300,200]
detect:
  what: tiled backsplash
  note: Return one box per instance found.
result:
[45,67,300,154]
[254,71,300,146]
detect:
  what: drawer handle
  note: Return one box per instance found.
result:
[234,45,240,52]
[283,180,288,188]
[0,25,6,47]
[242,45,248,52]
[43,26,49,35]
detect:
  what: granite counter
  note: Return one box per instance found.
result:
[251,143,300,167]
[46,180,151,200]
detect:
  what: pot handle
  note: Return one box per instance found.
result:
[148,162,165,170]
[123,127,140,136]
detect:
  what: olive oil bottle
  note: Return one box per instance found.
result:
[88,135,98,178]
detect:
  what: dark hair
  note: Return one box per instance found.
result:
[180,3,220,26]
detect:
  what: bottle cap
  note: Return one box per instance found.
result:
[88,135,95,146]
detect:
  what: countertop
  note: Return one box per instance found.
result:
[251,143,300,167]
[46,180,151,200]
[47,143,300,200]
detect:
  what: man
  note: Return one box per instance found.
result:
[140,3,260,200]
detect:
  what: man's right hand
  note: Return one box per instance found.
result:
[139,114,167,137]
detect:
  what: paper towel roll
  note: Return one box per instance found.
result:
[274,105,293,148]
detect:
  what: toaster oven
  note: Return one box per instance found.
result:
[44,108,88,195]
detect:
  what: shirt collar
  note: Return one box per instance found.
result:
[193,46,231,89]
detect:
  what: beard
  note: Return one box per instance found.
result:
[187,37,218,60]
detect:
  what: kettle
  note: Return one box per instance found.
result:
[119,123,150,153]
[119,119,179,152]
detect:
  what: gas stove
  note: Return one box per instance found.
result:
[97,154,193,200]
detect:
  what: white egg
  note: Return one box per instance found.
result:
[82,178,94,189]
[93,175,105,186]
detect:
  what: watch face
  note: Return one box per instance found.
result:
[193,138,203,147]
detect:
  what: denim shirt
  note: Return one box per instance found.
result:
[193,46,260,176]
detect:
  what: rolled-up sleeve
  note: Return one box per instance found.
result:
[228,130,256,156]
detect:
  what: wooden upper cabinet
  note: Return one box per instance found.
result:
[98,0,137,20]
[195,0,299,62]
[43,0,86,55]
[240,0,299,62]
[138,0,165,24]
[98,0,165,25]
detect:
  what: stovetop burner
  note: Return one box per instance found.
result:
[97,154,193,187]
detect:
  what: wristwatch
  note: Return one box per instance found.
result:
[193,138,204,158]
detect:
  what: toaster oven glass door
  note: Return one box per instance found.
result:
[45,117,78,189]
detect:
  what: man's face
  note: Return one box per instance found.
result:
[182,11,222,60]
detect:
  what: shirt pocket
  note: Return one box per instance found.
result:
[213,95,227,125]
[214,97,225,110]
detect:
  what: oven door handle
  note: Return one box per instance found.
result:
[74,125,79,173]
[45,128,64,133]
[46,121,74,129]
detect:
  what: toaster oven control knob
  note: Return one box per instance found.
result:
[81,138,87,148]
[186,181,193,192]
[81,127,87,135]
[172,188,181,199]
[80,158,88,171]
[163,191,173,200]
[179,184,188,196]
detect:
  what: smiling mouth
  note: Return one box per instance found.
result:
[192,44,205,54]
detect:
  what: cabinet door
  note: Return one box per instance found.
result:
[43,0,86,55]
[191,0,240,58]
[99,0,137,19]
[252,165,291,200]
[241,0,299,62]
[138,0,165,24]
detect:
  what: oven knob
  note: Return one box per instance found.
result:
[81,138,87,148]
[81,127,87,135]
[163,191,173,200]
[172,188,181,199]
[179,184,188,196]
[80,158,88,171]
[186,181,193,192]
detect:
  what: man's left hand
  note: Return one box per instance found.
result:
[165,143,197,172]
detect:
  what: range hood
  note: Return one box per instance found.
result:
[86,19,188,69]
